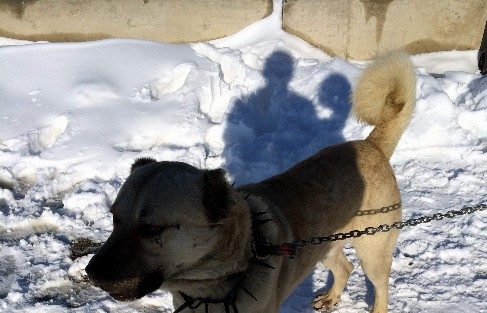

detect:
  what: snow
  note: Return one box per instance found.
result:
[1,1,487,312]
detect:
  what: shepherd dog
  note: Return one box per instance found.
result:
[86,52,416,313]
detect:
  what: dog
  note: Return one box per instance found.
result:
[85,52,416,313]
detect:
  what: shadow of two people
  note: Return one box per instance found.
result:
[224,50,352,186]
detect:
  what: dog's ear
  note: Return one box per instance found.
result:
[131,157,157,172]
[203,168,236,221]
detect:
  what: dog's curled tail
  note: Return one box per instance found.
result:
[352,52,416,159]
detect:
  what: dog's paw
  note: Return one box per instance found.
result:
[313,291,340,311]
[370,305,388,313]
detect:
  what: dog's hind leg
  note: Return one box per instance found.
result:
[353,231,399,313]
[313,243,353,311]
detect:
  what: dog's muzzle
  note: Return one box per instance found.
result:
[86,255,164,301]
[86,270,164,301]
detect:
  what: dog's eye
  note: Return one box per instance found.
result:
[138,225,166,237]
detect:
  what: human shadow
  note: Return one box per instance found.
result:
[223,50,352,185]
[222,50,354,311]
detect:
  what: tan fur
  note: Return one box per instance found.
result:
[353,51,416,159]
[86,52,416,313]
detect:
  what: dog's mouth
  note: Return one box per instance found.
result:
[108,291,139,302]
[136,273,165,298]
[89,274,164,302]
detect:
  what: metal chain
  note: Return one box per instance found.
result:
[284,203,487,250]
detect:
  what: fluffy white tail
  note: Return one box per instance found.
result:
[352,52,416,159]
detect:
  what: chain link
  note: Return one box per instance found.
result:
[355,202,402,216]
[285,203,487,250]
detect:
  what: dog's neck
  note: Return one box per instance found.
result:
[173,271,251,313]
[170,193,281,311]
[166,192,255,293]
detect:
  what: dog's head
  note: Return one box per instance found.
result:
[85,158,251,301]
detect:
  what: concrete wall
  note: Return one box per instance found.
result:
[0,0,272,42]
[284,0,487,59]
[1,0,486,60]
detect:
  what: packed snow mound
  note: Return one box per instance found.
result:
[1,3,487,313]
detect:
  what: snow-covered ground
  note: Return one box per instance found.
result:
[1,1,487,312]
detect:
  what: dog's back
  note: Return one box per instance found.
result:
[240,52,416,313]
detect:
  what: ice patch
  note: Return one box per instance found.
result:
[0,170,14,190]
[149,62,196,100]
[196,75,234,123]
[27,116,68,155]
[10,162,37,188]
[399,239,430,257]
[0,212,59,242]
[192,42,258,123]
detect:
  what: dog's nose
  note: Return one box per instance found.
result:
[85,236,126,282]
[85,257,104,282]
[85,248,119,283]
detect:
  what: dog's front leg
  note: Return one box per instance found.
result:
[313,243,354,311]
